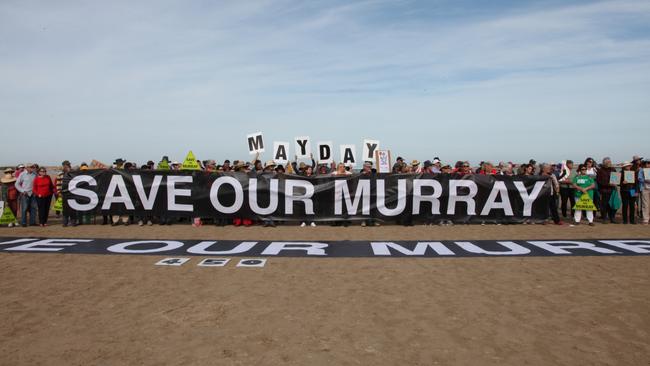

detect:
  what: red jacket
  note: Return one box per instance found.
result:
[32,175,54,197]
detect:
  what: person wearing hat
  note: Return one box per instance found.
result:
[620,161,637,224]
[1,168,19,227]
[410,160,421,173]
[15,164,38,227]
[113,158,126,169]
[262,160,277,173]
[431,158,442,174]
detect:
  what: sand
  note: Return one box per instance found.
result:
[0,223,648,365]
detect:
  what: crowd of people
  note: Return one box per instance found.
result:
[1,154,649,228]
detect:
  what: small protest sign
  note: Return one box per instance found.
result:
[181,151,201,171]
[295,137,311,159]
[247,132,265,154]
[362,139,379,162]
[573,193,597,211]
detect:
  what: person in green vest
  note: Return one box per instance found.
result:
[572,164,597,226]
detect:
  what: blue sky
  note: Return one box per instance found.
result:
[1,0,649,166]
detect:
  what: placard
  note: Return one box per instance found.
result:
[376,150,392,173]
[295,136,311,159]
[317,141,333,164]
[273,142,290,165]
[609,172,621,185]
[340,145,357,167]
[181,151,201,171]
[246,132,265,154]
[362,139,379,162]
[573,193,597,211]
[644,168,650,181]
[623,171,635,184]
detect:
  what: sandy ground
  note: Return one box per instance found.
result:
[0,222,648,366]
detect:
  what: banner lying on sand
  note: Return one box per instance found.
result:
[63,170,552,224]
[1,238,649,257]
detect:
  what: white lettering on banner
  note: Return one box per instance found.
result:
[371,242,456,256]
[67,175,99,211]
[5,239,93,252]
[317,141,333,164]
[249,179,279,215]
[340,145,357,167]
[599,240,650,253]
[0,238,38,246]
[187,241,258,255]
[514,181,546,217]
[295,136,311,158]
[108,240,184,254]
[102,175,134,210]
[527,241,620,255]
[210,176,244,214]
[262,242,328,256]
[455,241,530,255]
[133,175,163,210]
[412,179,443,215]
[334,180,371,215]
[247,132,265,154]
[376,180,407,216]
[362,139,379,162]
[167,176,193,212]
[285,180,315,215]
[480,181,514,216]
[447,180,478,215]
[273,142,289,165]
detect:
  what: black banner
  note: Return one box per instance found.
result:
[1,237,649,257]
[63,170,552,224]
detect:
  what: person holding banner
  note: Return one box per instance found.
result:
[32,167,55,227]
[56,162,77,227]
[620,162,637,224]
[572,164,597,226]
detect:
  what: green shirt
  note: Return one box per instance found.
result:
[573,175,595,199]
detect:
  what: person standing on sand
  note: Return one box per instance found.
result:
[572,164,596,226]
[15,164,38,227]
[638,160,650,225]
[541,164,562,225]
[596,157,617,223]
[619,161,637,224]
[1,168,19,227]
[32,167,55,227]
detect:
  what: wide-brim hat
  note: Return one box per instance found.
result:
[411,160,420,166]
[264,160,277,168]
[1,174,16,183]
[622,161,633,167]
